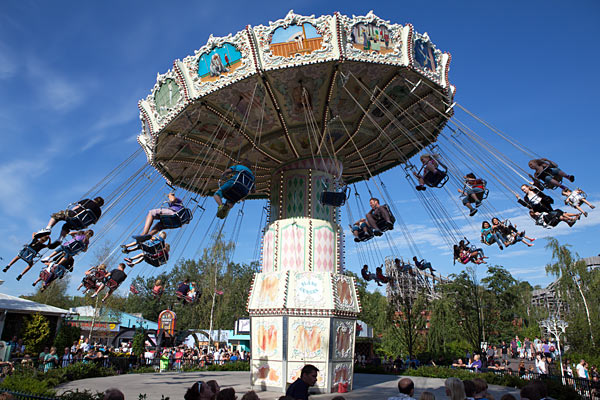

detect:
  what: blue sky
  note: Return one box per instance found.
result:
[0,1,599,298]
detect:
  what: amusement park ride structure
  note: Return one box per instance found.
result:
[137,10,452,394]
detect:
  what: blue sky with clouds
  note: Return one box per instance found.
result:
[0,1,599,298]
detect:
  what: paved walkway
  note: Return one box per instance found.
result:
[58,371,521,399]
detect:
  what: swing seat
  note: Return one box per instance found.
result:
[39,269,51,281]
[159,207,193,229]
[83,277,99,290]
[356,229,374,242]
[106,279,119,290]
[222,170,255,203]
[144,253,168,267]
[425,170,448,188]
[374,204,395,232]
[140,240,165,255]
[65,204,99,230]
[476,188,489,201]
[63,240,85,257]
[129,285,140,295]
[18,246,39,264]
[152,288,164,298]
[320,187,349,207]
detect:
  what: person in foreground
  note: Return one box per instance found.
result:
[184,380,217,400]
[286,364,318,400]
[387,377,416,400]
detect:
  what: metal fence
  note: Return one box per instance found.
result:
[0,389,56,400]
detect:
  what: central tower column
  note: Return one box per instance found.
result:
[248,158,360,394]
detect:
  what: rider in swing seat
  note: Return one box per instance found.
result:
[365,198,393,236]
[4,232,52,280]
[412,256,436,274]
[125,243,170,267]
[41,230,93,265]
[77,264,107,294]
[133,193,184,242]
[33,257,74,291]
[458,173,487,216]
[91,263,127,302]
[528,158,574,190]
[350,218,373,242]
[515,184,554,213]
[122,232,167,254]
[152,279,164,298]
[413,154,446,191]
[214,163,255,219]
[35,197,104,242]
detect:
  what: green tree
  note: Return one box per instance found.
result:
[53,323,81,352]
[545,238,599,352]
[132,328,146,356]
[22,313,50,354]
[22,276,73,310]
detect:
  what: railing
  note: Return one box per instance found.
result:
[0,389,56,400]
[10,355,248,374]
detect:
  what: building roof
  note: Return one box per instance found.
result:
[584,256,600,267]
[69,306,158,330]
[0,292,72,317]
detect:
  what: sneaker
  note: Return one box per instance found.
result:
[132,234,151,243]
[499,245,504,250]
[90,293,97,298]
[415,185,426,191]
[354,238,360,243]
[568,175,575,182]
[124,258,132,263]
[121,245,128,253]
[385,221,394,230]
[2,266,9,273]
[40,257,50,263]
[474,201,482,208]
[16,275,21,281]
[34,228,51,239]
[216,205,230,219]
[469,208,478,217]
[373,229,383,237]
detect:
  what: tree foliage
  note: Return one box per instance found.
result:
[22,313,51,354]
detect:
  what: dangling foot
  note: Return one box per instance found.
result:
[469,208,478,217]
[568,175,575,182]
[121,245,128,253]
[354,238,360,243]
[124,257,132,264]
[583,211,588,217]
[91,293,97,298]
[373,229,383,237]
[590,204,596,209]
[34,228,51,239]
[415,185,426,191]
[2,266,9,273]
[499,245,504,250]
[216,204,230,219]
[16,274,22,281]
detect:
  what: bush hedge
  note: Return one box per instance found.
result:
[404,366,581,400]
[0,362,115,397]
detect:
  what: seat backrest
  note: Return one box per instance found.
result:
[64,240,85,256]
[67,209,98,230]
[159,207,192,229]
[223,171,255,203]
[320,191,347,207]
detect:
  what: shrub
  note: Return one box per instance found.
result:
[404,366,581,400]
[59,389,104,400]
[0,372,55,396]
[22,313,51,354]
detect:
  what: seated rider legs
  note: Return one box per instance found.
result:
[366,206,392,233]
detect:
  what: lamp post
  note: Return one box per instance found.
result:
[539,315,568,382]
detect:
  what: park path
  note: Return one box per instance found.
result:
[58,371,521,399]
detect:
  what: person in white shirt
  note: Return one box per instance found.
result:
[577,359,587,378]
